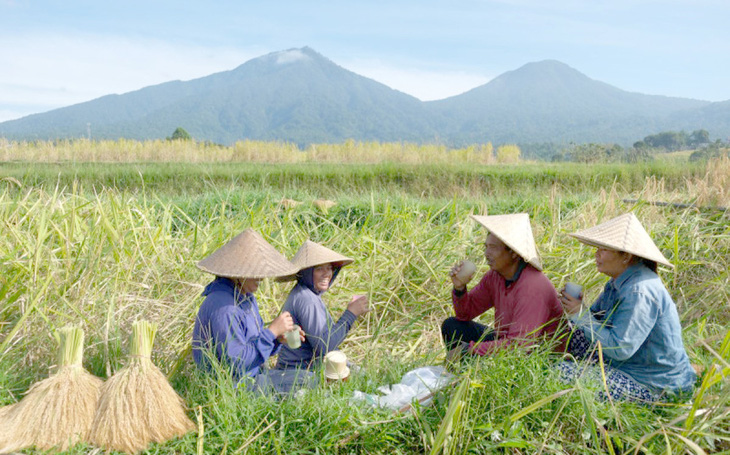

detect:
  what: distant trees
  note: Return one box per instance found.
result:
[551,142,654,163]
[689,129,710,146]
[689,140,729,162]
[168,127,192,141]
[633,129,711,152]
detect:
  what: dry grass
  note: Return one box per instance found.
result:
[0,138,499,164]
[0,155,727,453]
[89,320,195,454]
[0,327,103,452]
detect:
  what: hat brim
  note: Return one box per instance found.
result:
[569,233,673,269]
[325,366,351,380]
[277,240,354,281]
[196,229,299,278]
[567,212,674,269]
[470,214,543,271]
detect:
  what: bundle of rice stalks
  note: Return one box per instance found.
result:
[0,326,103,453]
[313,198,337,211]
[89,320,195,453]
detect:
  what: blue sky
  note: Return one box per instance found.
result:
[1,0,729,122]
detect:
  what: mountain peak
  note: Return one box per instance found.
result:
[255,46,328,66]
[497,59,588,84]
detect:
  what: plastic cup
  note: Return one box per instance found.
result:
[564,282,583,299]
[285,324,301,349]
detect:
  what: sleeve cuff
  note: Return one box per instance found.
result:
[342,309,357,325]
[453,287,467,297]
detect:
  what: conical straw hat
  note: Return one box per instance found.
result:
[470,213,542,270]
[569,212,673,268]
[197,228,298,279]
[278,240,353,282]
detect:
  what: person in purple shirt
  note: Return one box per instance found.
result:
[192,229,303,392]
[559,213,696,403]
[272,241,370,393]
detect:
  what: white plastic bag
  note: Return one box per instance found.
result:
[352,366,454,411]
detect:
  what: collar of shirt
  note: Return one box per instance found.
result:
[608,263,645,291]
[206,277,256,308]
[504,259,528,287]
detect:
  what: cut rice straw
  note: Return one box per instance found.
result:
[89,320,195,453]
[0,326,103,452]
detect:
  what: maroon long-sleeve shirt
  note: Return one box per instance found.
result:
[452,265,565,355]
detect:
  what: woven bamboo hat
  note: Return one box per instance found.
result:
[470,213,542,270]
[196,228,298,279]
[324,350,350,380]
[569,212,673,268]
[278,240,354,282]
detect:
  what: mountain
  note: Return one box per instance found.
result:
[1,49,728,146]
[429,60,711,144]
[0,47,440,145]
[666,100,730,141]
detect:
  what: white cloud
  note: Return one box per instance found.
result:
[0,32,263,122]
[342,58,491,101]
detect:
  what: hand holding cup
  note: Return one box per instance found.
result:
[269,311,294,338]
[450,260,476,290]
[284,324,302,349]
[560,282,583,315]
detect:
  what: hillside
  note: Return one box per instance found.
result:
[429,60,710,144]
[1,48,728,146]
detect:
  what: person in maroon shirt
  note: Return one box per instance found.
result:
[442,214,565,361]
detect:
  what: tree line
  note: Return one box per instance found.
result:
[549,129,728,163]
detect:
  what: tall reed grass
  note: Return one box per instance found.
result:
[1,138,498,165]
[0,155,727,453]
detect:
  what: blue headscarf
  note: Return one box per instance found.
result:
[297,263,342,295]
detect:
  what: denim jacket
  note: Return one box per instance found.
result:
[571,263,696,392]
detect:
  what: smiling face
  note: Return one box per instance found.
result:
[595,247,633,278]
[312,263,334,292]
[483,233,520,279]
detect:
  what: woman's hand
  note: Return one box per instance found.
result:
[559,288,583,315]
[347,294,370,316]
[269,311,294,338]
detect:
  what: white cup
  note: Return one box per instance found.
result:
[285,324,301,349]
[564,282,583,299]
[455,260,477,282]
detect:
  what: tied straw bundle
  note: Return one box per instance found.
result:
[89,320,195,453]
[0,326,103,452]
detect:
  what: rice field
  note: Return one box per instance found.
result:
[0,143,728,454]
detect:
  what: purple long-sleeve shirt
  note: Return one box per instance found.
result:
[192,277,280,383]
[275,282,357,369]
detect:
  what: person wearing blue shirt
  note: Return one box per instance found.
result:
[558,213,696,403]
[271,240,370,393]
[192,228,303,392]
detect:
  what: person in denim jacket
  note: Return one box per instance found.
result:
[558,213,696,403]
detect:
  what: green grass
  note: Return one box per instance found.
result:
[0,157,728,454]
[0,161,708,198]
